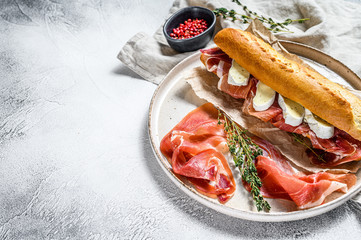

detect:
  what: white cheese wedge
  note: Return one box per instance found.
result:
[253,81,276,111]
[228,59,250,86]
[278,95,305,127]
[304,109,334,139]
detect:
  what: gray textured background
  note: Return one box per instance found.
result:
[0,0,360,239]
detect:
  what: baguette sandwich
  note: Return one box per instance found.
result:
[199,28,361,167]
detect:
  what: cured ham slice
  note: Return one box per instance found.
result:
[219,74,258,99]
[270,113,310,135]
[256,155,356,209]
[176,149,235,203]
[200,47,228,58]
[274,117,361,165]
[271,114,361,166]
[200,48,232,79]
[251,137,357,209]
[200,48,257,99]
[308,141,361,167]
[243,94,282,122]
[160,103,236,203]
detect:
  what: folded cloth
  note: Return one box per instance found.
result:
[117,0,361,85]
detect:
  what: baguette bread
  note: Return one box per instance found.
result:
[212,28,361,141]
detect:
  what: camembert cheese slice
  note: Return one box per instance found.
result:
[253,81,276,111]
[304,109,334,139]
[278,95,305,127]
[228,60,250,86]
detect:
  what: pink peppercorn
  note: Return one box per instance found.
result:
[169,18,208,39]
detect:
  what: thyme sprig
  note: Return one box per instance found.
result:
[213,0,310,33]
[291,133,325,163]
[218,112,271,211]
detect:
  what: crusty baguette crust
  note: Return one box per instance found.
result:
[213,28,361,141]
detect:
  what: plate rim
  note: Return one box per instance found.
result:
[148,41,361,222]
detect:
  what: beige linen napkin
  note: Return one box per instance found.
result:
[117,0,361,206]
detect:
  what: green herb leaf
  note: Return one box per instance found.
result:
[218,111,271,212]
[291,133,326,163]
[213,1,310,33]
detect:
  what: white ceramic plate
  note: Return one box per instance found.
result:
[148,41,361,222]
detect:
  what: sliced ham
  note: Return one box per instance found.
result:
[218,74,258,99]
[200,47,228,57]
[252,137,294,175]
[310,132,356,157]
[160,103,236,203]
[176,149,235,202]
[252,139,357,209]
[200,48,232,79]
[200,47,257,99]
[257,155,355,209]
[245,137,357,209]
[307,144,361,166]
[242,94,282,122]
[270,112,310,135]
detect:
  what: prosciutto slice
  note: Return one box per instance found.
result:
[200,48,232,79]
[243,94,282,122]
[200,47,257,99]
[251,138,357,209]
[160,103,236,203]
[219,74,258,99]
[271,114,361,165]
[270,113,361,166]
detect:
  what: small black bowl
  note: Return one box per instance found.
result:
[163,6,216,52]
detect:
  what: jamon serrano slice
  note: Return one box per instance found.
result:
[200,48,232,79]
[160,103,236,203]
[200,48,257,99]
[252,138,357,209]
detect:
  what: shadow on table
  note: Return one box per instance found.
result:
[141,114,359,238]
[112,64,144,80]
[348,200,361,226]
